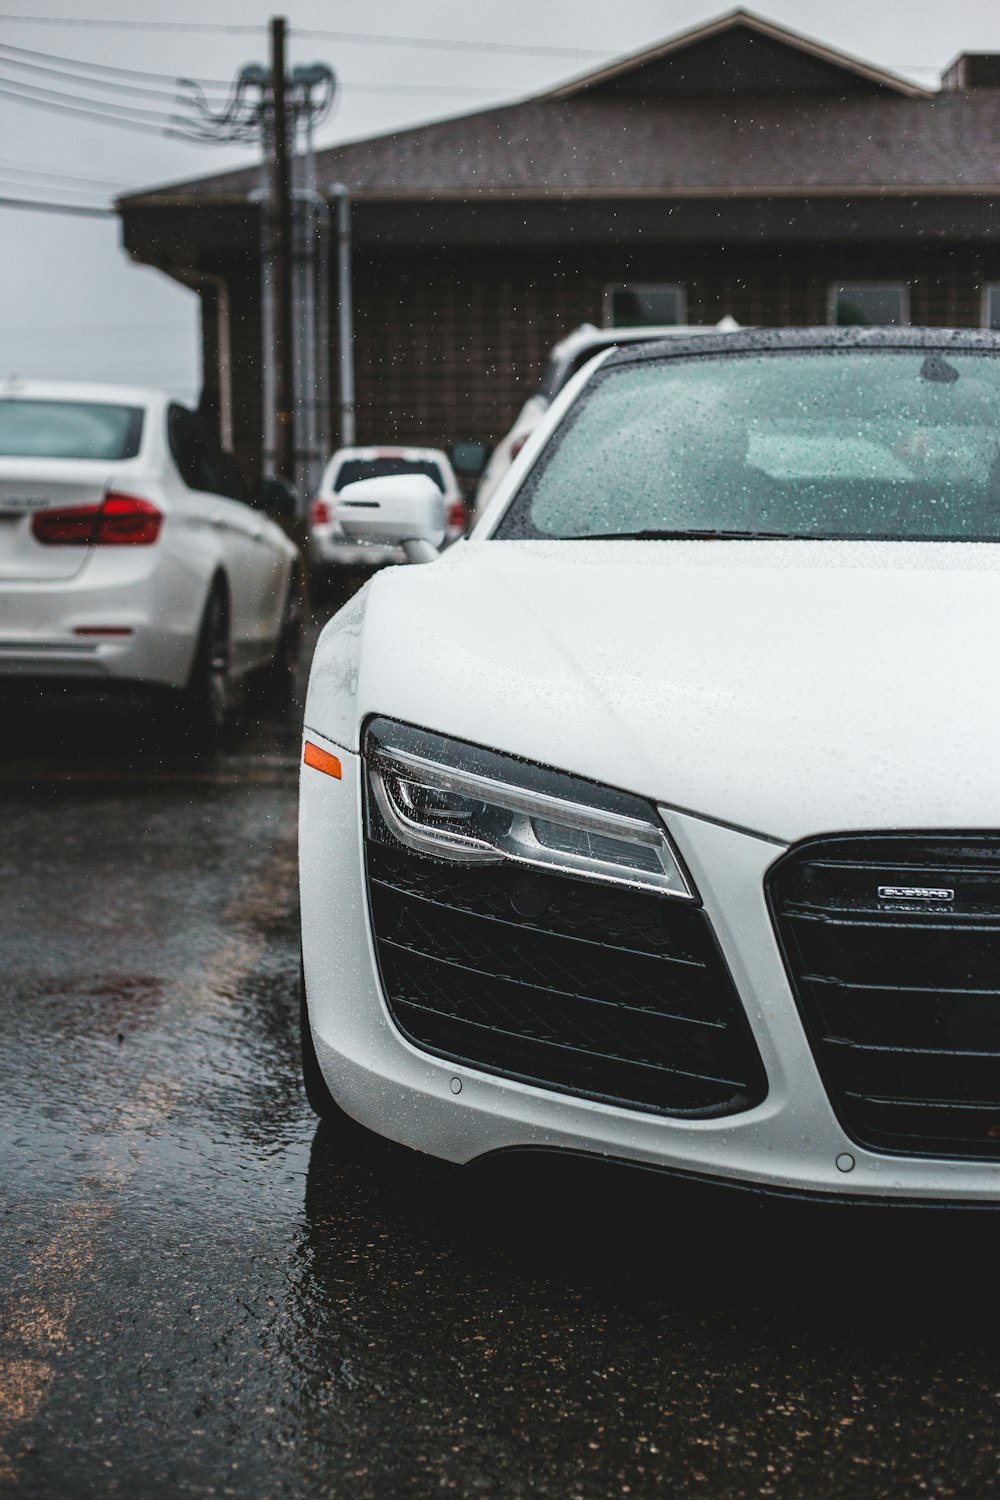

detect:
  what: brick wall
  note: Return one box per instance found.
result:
[216,242,1000,475]
[340,243,1000,452]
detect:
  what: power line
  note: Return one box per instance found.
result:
[0,77,518,147]
[0,15,267,32]
[0,80,183,135]
[0,13,953,73]
[0,13,609,57]
[0,174,110,198]
[0,57,494,143]
[293,28,608,58]
[0,70,509,119]
[0,41,508,107]
[0,39,231,87]
[0,71,186,123]
[0,157,126,188]
[337,82,511,97]
[0,193,115,217]
[0,29,578,152]
[0,49,232,105]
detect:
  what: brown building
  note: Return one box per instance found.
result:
[118,8,1000,483]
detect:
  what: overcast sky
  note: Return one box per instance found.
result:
[1,0,997,403]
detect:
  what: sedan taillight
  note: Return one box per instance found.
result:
[32,493,163,547]
[311,498,331,526]
[447,500,468,531]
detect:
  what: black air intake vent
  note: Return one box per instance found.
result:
[768,833,1000,1160]
[365,830,767,1118]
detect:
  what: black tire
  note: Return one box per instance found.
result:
[258,570,303,715]
[182,582,230,747]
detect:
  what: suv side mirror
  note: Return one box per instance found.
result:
[449,440,490,477]
[334,474,445,563]
[258,475,299,525]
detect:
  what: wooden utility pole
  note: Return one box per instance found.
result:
[267,17,294,479]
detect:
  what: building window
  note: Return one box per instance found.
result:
[605,284,686,328]
[830,284,908,326]
[982,286,1000,330]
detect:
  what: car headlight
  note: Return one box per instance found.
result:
[364,717,694,900]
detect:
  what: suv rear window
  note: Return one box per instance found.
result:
[0,400,144,460]
[334,457,443,491]
[535,346,612,405]
[536,338,671,404]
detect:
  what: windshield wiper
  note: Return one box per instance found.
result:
[564,528,799,541]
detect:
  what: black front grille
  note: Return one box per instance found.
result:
[768,833,1000,1161]
[365,839,767,1117]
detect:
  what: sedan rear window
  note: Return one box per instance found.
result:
[334,458,444,491]
[498,350,1000,542]
[0,400,144,460]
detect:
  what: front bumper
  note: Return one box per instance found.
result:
[299,729,1000,1202]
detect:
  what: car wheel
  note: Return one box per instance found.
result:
[259,570,303,714]
[183,582,230,746]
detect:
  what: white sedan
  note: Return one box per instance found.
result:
[300,327,1000,1205]
[0,379,301,736]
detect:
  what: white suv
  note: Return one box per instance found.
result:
[309,446,467,573]
[473,319,740,518]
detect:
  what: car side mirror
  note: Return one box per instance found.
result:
[449,440,490,478]
[334,474,445,563]
[258,475,299,525]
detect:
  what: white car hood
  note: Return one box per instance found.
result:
[309,539,1000,843]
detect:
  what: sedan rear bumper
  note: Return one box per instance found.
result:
[0,634,160,682]
[0,551,205,689]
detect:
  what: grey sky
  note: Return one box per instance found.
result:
[1,0,997,402]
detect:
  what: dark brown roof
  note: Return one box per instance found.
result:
[122,91,1000,208]
[541,8,928,101]
[119,10,999,212]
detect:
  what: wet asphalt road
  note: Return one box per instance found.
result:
[3,593,1000,1498]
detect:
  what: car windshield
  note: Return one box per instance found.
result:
[334,457,444,491]
[497,349,1000,542]
[0,399,144,460]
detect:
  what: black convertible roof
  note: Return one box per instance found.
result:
[603,326,1000,368]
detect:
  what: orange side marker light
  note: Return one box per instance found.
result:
[303,741,342,779]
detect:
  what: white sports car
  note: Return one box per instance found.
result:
[300,327,1000,1204]
[0,379,301,736]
